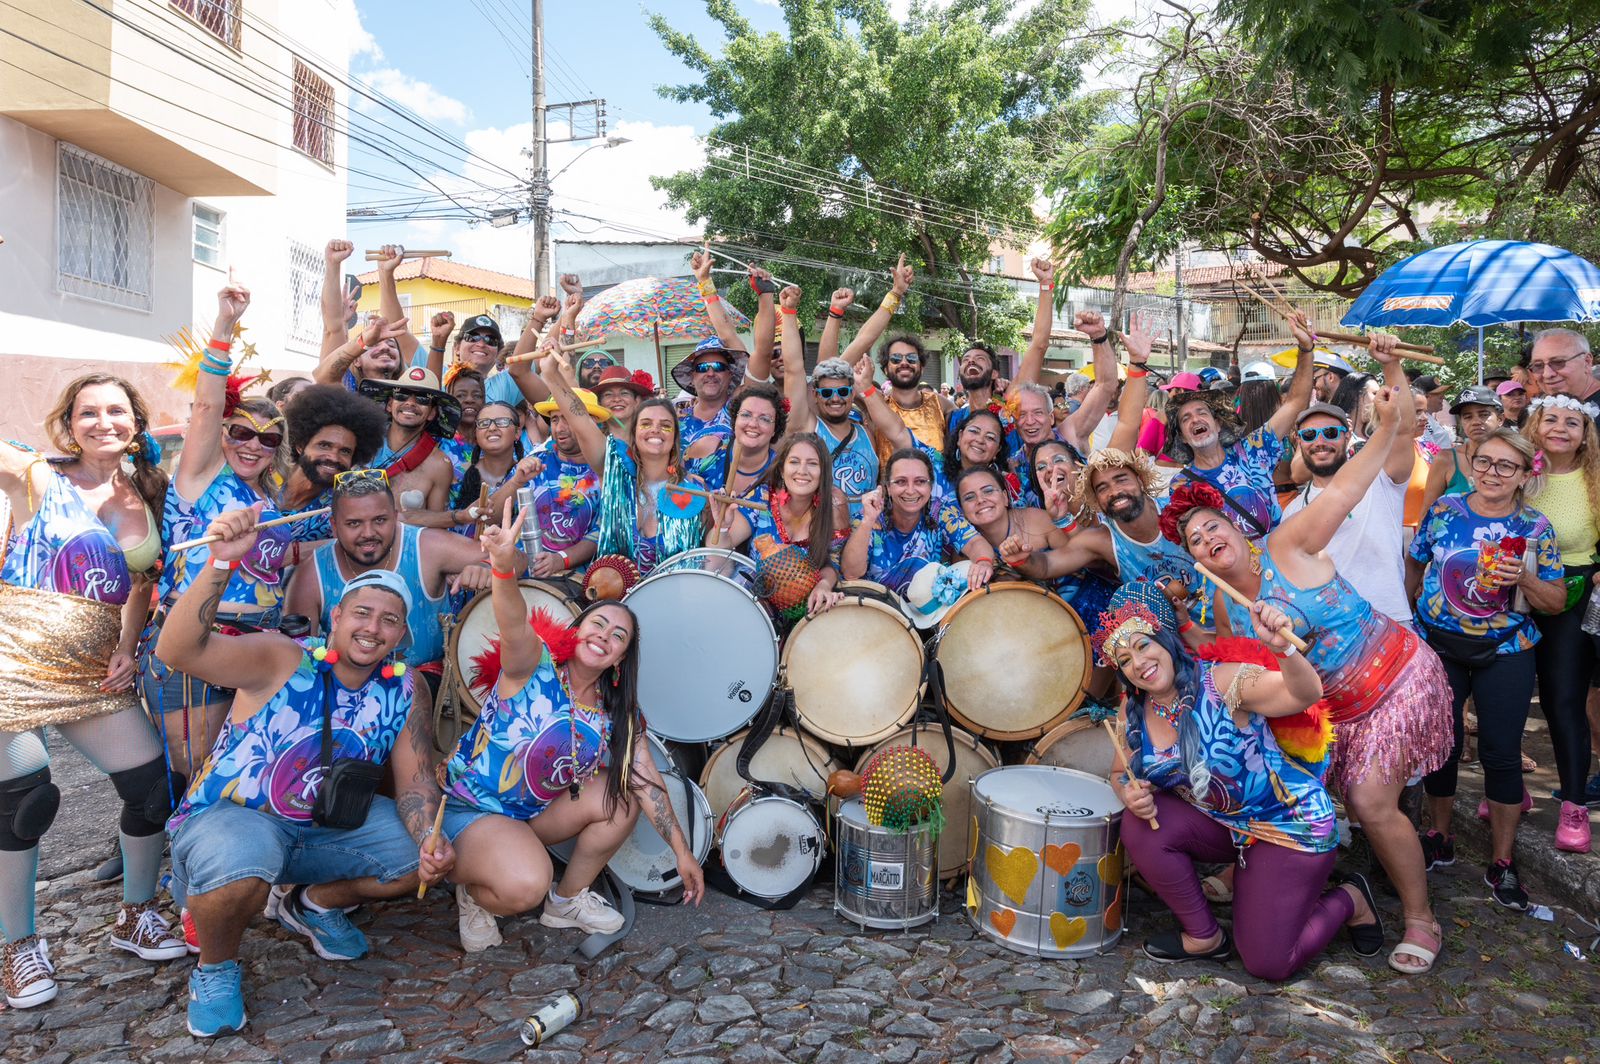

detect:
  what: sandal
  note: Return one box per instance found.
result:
[1201,874,1233,904]
[1336,872,1384,957]
[1143,928,1232,964]
[1388,919,1442,975]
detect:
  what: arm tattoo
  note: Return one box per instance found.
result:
[565,390,587,419]
[398,699,441,842]
[630,770,684,848]
[194,573,226,636]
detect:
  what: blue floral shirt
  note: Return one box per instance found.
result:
[1166,427,1286,536]
[864,502,979,595]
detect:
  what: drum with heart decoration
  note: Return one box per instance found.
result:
[966,765,1125,958]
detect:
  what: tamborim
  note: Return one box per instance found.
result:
[625,549,778,743]
[854,723,998,881]
[782,586,923,747]
[833,796,937,929]
[716,787,824,901]
[1026,717,1116,780]
[966,765,1124,958]
[700,726,840,825]
[935,582,1090,741]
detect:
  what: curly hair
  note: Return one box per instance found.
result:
[728,381,787,442]
[283,384,387,467]
[943,408,1007,484]
[877,332,926,372]
[1162,391,1244,465]
[1527,404,1600,524]
[45,373,168,516]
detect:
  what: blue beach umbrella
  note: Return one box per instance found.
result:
[1342,240,1600,381]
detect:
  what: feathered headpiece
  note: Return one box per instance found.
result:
[1159,480,1230,546]
[1196,638,1333,767]
[630,369,656,393]
[1161,389,1244,465]
[222,374,264,418]
[467,607,581,696]
[1092,579,1178,665]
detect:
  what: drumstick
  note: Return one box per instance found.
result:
[168,507,331,552]
[1235,279,1441,361]
[663,483,770,513]
[416,799,449,899]
[505,339,611,364]
[1101,720,1158,831]
[364,249,451,261]
[1193,562,1311,653]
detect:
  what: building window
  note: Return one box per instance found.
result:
[169,0,241,49]
[57,144,154,311]
[286,240,323,351]
[193,204,224,268]
[292,59,336,167]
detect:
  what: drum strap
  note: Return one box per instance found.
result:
[921,654,960,785]
[734,689,813,805]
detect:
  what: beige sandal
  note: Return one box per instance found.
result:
[1388,919,1442,975]
[1201,874,1233,904]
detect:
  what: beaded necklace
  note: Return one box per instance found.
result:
[1149,692,1193,728]
[556,664,599,800]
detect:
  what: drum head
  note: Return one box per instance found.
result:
[449,581,578,711]
[700,727,840,824]
[854,723,998,880]
[936,583,1090,740]
[1026,718,1116,780]
[782,597,924,746]
[972,765,1123,823]
[627,568,778,743]
[719,796,824,900]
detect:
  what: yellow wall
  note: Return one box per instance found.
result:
[356,278,534,336]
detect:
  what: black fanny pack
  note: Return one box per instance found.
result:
[1420,621,1501,669]
[310,669,383,831]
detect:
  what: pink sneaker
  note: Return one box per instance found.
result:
[1477,787,1533,821]
[1555,801,1592,853]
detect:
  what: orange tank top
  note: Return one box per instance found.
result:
[876,390,947,465]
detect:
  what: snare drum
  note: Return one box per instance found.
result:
[834,797,937,929]
[782,586,923,747]
[935,582,1091,741]
[716,787,825,901]
[854,724,999,881]
[548,733,712,897]
[700,727,840,824]
[626,549,778,743]
[967,765,1124,958]
[1026,717,1115,780]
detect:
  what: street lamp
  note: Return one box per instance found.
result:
[548,135,632,185]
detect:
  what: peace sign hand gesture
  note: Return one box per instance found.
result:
[480,498,524,574]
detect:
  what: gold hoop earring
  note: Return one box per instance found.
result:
[1248,542,1264,576]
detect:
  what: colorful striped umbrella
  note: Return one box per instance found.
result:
[575,276,750,343]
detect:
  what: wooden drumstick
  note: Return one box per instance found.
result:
[660,483,770,514]
[167,507,330,552]
[1102,719,1158,831]
[1194,562,1311,653]
[364,249,451,261]
[416,798,449,899]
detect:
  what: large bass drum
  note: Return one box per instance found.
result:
[935,582,1091,741]
[716,788,824,901]
[854,723,999,881]
[700,727,840,825]
[782,584,923,748]
[626,549,778,743]
[438,579,579,753]
[1026,717,1116,780]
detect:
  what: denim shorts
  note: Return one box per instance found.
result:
[440,795,496,843]
[169,797,419,906]
[138,606,282,713]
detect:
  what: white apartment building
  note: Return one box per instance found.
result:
[0,0,351,444]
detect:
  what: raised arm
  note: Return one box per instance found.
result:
[841,488,882,580]
[374,244,420,364]
[840,255,912,365]
[1221,600,1325,718]
[315,316,409,386]
[1276,375,1401,557]
[816,287,853,363]
[1367,333,1418,483]
[320,239,355,358]
[853,356,912,452]
[745,266,778,381]
[1012,257,1057,391]
[1264,310,1316,440]
[480,501,544,696]
[176,281,251,499]
[421,310,455,379]
[506,294,564,407]
[1064,308,1119,445]
[539,351,608,471]
[777,284,818,433]
[1107,326,1152,454]
[691,247,747,354]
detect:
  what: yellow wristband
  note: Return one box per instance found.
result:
[880,294,901,313]
[698,281,717,298]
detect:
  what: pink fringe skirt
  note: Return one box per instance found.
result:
[1324,640,1452,793]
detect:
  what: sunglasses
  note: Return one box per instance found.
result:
[581,358,612,370]
[225,424,284,449]
[1295,426,1347,443]
[332,467,390,490]
[887,354,919,365]
[463,332,497,344]
[692,361,730,374]
[816,386,853,399]
[389,391,436,407]
[477,416,517,429]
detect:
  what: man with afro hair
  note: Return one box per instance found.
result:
[279,384,388,534]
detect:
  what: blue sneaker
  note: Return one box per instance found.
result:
[187,960,246,1037]
[275,886,368,961]
[1552,772,1600,808]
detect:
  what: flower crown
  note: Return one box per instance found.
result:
[1158,480,1230,545]
[1529,394,1600,420]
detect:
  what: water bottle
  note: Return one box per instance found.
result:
[516,485,543,568]
[519,992,580,1047]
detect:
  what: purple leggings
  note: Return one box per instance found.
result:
[1124,792,1354,981]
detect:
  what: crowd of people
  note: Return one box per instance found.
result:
[1,236,1597,1034]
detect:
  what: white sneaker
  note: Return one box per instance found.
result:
[539,888,624,934]
[109,901,188,962]
[262,884,292,919]
[457,885,502,952]
[3,935,57,1008]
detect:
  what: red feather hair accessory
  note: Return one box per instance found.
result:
[1159,480,1230,546]
[1196,637,1332,768]
[466,608,582,697]
[222,373,262,419]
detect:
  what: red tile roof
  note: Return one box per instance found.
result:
[354,258,537,300]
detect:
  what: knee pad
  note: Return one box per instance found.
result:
[110,757,187,836]
[0,768,60,851]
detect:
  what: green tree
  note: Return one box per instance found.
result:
[647,0,1101,348]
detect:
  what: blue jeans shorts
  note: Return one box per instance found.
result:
[440,795,496,843]
[138,606,282,714]
[169,797,420,906]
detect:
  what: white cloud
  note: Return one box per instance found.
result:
[360,68,473,125]
[322,0,382,64]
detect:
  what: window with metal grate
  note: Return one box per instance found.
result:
[286,239,322,352]
[292,58,336,168]
[57,144,154,311]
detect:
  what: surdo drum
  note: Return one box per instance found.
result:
[833,797,938,929]
[967,766,1125,958]
[1026,717,1116,779]
[781,584,924,747]
[715,788,825,901]
[935,582,1091,741]
[700,727,840,824]
[624,549,778,743]
[854,724,999,881]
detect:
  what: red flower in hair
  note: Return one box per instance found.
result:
[222,374,261,419]
[1158,480,1230,546]
[631,369,656,392]
[780,397,792,415]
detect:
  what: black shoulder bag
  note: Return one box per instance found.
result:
[310,669,385,830]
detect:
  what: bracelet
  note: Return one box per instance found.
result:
[779,306,798,316]
[862,385,878,399]
[698,281,717,298]
[1177,620,1196,634]
[207,338,232,354]
[879,295,901,313]
[1088,332,1109,344]
[291,542,301,568]
[1128,368,1149,379]
[209,557,241,571]
[1039,283,1054,291]
[490,567,518,581]
[1054,514,1076,530]
[1276,644,1300,658]
[828,307,845,320]
[429,345,445,354]
[558,549,570,570]
[199,363,232,377]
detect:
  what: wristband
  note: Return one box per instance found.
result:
[1039,283,1054,291]
[558,549,570,571]
[828,307,846,320]
[199,363,232,377]
[698,281,717,298]
[862,385,878,399]
[207,338,232,354]
[490,567,518,581]
[1276,643,1299,658]
[1054,514,1076,531]
[1087,332,1109,344]
[779,306,798,316]
[429,345,445,354]
[1177,620,1196,634]
[880,295,901,314]
[1128,367,1149,379]
[209,557,241,571]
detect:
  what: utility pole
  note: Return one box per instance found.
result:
[1173,243,1188,371]
[530,0,549,294]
